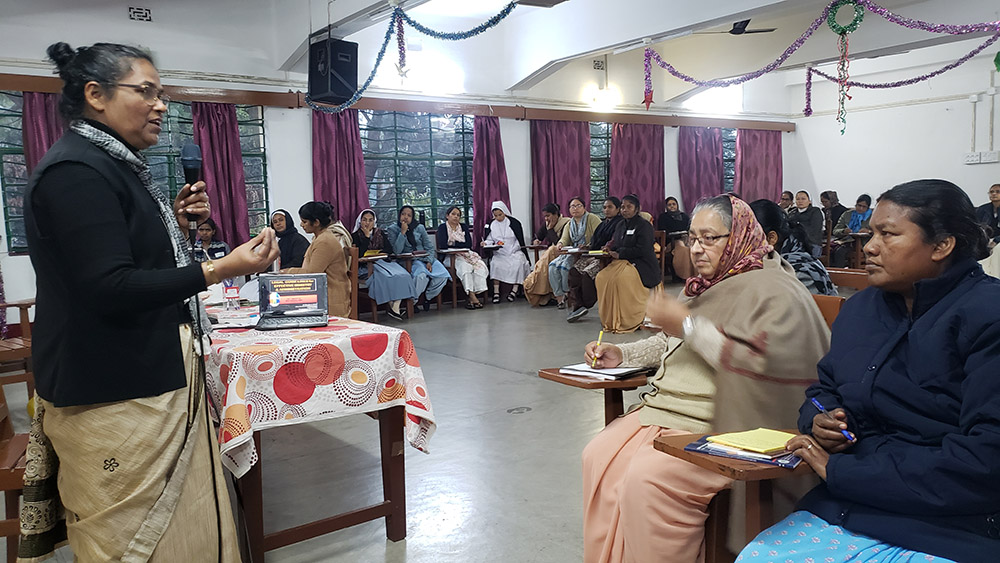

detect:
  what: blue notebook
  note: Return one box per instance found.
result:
[684,435,802,469]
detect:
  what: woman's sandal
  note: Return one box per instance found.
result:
[506,291,517,302]
[492,293,501,304]
[474,302,484,309]
[465,302,476,310]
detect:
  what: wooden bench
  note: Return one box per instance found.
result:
[538,368,648,426]
[827,267,869,291]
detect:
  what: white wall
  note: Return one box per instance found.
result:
[498,118,531,228]
[263,107,314,220]
[770,38,1000,207]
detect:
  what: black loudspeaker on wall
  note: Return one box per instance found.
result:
[308,37,359,105]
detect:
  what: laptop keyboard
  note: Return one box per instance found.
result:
[255,315,328,330]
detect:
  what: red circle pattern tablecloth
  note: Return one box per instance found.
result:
[205,317,436,477]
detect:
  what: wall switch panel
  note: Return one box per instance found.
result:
[981,151,1000,163]
[965,152,982,164]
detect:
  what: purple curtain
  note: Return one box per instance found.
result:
[22,92,64,174]
[677,126,723,213]
[530,120,590,224]
[312,109,368,228]
[610,123,665,217]
[734,129,783,203]
[191,102,250,246]
[472,116,511,250]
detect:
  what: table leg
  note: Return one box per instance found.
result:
[704,488,732,563]
[603,389,625,426]
[744,480,774,542]
[379,405,407,541]
[237,431,265,563]
[448,255,459,308]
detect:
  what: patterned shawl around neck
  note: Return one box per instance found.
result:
[684,195,773,298]
[69,120,211,334]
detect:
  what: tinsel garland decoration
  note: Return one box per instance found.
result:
[307,1,518,114]
[396,17,407,77]
[804,32,1000,115]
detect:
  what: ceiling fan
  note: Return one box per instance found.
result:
[697,19,777,36]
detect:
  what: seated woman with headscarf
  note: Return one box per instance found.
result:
[483,201,530,303]
[656,196,692,281]
[751,199,837,296]
[566,197,622,323]
[829,194,873,268]
[283,201,352,317]
[737,180,1000,563]
[271,209,309,269]
[386,205,450,311]
[547,196,601,310]
[582,195,831,563]
[436,205,488,309]
[353,209,415,321]
[595,195,660,333]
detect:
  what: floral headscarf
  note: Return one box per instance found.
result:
[684,195,773,297]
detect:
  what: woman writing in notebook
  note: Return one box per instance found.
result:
[581,195,831,563]
[737,180,1000,563]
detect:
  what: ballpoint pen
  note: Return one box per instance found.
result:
[810,397,855,442]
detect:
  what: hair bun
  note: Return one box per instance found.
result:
[46,42,76,70]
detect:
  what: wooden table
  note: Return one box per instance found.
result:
[538,368,649,425]
[206,320,436,562]
[524,244,547,263]
[653,432,813,555]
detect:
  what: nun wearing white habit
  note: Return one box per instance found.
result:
[482,201,530,303]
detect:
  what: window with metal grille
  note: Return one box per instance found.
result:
[0,94,270,255]
[146,102,270,236]
[722,127,736,193]
[358,110,474,230]
[0,91,27,253]
[589,121,610,214]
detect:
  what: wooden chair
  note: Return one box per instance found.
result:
[653,230,668,278]
[820,218,833,266]
[0,384,28,563]
[654,432,813,563]
[827,268,869,291]
[538,369,649,426]
[0,300,35,400]
[812,294,845,330]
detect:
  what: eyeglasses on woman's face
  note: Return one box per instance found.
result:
[685,233,731,248]
[114,82,170,105]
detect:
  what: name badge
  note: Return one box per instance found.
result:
[626,229,636,235]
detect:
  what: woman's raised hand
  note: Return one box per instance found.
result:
[646,288,690,337]
[213,228,279,280]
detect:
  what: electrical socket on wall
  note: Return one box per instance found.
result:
[965,152,982,164]
[981,151,1000,163]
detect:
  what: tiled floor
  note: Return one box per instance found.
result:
[2,278,847,562]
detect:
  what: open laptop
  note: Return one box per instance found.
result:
[255,273,329,330]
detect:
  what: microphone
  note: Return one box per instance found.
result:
[180,143,203,252]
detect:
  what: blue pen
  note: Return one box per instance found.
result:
[810,397,855,442]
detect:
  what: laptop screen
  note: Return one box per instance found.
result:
[257,273,328,316]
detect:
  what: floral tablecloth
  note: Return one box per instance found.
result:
[204,317,435,477]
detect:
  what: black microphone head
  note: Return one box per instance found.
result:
[180,142,202,168]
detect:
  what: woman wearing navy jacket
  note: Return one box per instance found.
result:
[737,179,1000,563]
[436,206,488,308]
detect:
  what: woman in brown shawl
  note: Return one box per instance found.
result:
[581,195,831,563]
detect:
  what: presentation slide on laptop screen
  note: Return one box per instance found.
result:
[259,275,325,313]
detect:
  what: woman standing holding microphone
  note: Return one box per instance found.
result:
[23,42,277,561]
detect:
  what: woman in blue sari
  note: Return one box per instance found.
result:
[352,209,414,321]
[386,205,450,312]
